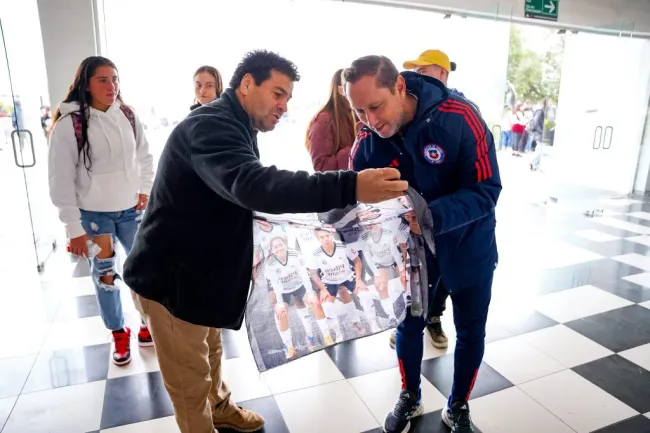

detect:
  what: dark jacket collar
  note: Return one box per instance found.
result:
[221,88,255,137]
[401,71,449,124]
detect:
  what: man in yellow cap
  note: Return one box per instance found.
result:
[404,49,456,85]
[403,49,479,113]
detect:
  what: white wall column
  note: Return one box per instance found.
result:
[36,0,101,107]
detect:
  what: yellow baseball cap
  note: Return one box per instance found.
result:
[403,49,457,72]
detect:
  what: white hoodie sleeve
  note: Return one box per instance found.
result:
[133,112,154,196]
[47,116,86,239]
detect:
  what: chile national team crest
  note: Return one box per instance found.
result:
[423,143,445,165]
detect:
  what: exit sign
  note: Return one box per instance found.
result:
[525,0,559,21]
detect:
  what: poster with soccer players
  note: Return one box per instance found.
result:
[246,197,421,372]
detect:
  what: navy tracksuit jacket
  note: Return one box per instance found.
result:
[350,72,502,404]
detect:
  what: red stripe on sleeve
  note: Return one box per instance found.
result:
[439,100,492,182]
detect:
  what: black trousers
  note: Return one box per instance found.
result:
[428,279,449,318]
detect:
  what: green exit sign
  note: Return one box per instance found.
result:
[525,0,559,21]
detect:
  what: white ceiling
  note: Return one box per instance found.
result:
[321,0,650,35]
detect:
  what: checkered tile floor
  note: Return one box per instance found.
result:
[3,198,650,433]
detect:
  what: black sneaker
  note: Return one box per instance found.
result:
[442,400,474,432]
[383,390,423,433]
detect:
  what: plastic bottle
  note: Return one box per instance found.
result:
[67,239,102,261]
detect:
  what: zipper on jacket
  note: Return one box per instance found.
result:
[389,132,405,156]
[390,133,422,192]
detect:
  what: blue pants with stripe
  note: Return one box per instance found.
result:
[396,272,493,406]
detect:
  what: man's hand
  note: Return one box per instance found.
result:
[136,194,149,211]
[356,168,408,203]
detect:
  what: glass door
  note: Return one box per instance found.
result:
[548,29,650,203]
[0,2,59,273]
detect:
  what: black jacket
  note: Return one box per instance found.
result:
[124,89,358,329]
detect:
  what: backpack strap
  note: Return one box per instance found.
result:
[119,104,137,139]
[69,105,137,154]
[69,112,84,152]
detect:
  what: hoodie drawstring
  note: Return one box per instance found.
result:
[94,103,132,182]
[96,115,114,160]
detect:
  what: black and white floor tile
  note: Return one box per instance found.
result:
[4,194,650,432]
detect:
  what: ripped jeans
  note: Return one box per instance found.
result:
[80,206,143,331]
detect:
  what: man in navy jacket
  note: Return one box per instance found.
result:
[387,48,480,351]
[344,56,501,433]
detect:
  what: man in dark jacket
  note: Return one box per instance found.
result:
[530,102,546,151]
[345,56,501,433]
[392,48,481,351]
[123,50,408,433]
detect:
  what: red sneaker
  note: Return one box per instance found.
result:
[112,327,131,366]
[137,325,154,347]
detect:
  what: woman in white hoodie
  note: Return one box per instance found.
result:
[48,56,155,366]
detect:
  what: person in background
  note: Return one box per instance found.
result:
[500,105,513,151]
[123,50,408,433]
[511,105,527,156]
[529,100,547,170]
[41,105,52,137]
[529,101,545,152]
[346,55,501,433]
[305,69,357,171]
[11,96,23,130]
[191,65,223,111]
[48,56,155,367]
[403,49,480,112]
[11,96,26,148]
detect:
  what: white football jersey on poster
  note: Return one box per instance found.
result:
[308,241,358,285]
[264,250,312,294]
[361,228,404,268]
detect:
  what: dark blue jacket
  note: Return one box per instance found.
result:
[350,72,501,291]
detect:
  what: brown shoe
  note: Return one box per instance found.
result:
[213,406,264,432]
[426,317,449,349]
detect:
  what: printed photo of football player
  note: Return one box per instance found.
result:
[357,207,382,223]
[360,222,407,326]
[264,236,334,360]
[254,219,297,255]
[307,228,379,337]
[289,223,321,253]
[322,205,382,285]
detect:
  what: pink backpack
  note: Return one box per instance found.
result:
[70,105,136,152]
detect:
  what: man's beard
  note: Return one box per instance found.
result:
[377,121,400,138]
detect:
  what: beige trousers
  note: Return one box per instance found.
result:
[132,291,237,433]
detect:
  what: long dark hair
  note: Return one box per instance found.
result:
[50,56,122,172]
[306,69,356,152]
